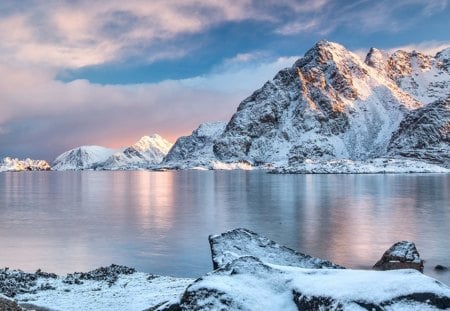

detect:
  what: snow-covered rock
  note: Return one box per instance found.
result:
[97,134,172,170]
[177,256,450,310]
[388,97,450,168]
[373,241,424,272]
[163,40,450,172]
[366,48,450,104]
[0,295,22,311]
[1,265,192,311]
[209,228,343,270]
[52,146,117,171]
[273,158,450,174]
[162,122,227,169]
[0,157,51,172]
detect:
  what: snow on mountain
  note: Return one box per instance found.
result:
[163,40,450,171]
[52,134,172,171]
[214,40,422,165]
[98,134,172,170]
[52,146,117,171]
[388,97,450,168]
[162,122,227,169]
[365,48,450,104]
[0,157,51,172]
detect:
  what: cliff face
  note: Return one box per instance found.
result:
[388,97,450,167]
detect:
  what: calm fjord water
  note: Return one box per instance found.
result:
[0,171,449,284]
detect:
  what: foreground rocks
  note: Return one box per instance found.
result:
[373,241,424,272]
[158,230,450,310]
[0,295,23,311]
[174,256,450,310]
[209,228,343,270]
[2,230,450,310]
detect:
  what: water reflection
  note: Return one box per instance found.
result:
[0,171,449,285]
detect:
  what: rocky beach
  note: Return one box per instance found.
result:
[1,229,449,311]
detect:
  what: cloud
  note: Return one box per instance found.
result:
[0,0,258,68]
[351,40,450,61]
[0,52,299,160]
[273,0,449,36]
[386,40,450,56]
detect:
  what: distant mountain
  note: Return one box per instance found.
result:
[0,157,51,172]
[52,146,117,171]
[98,134,172,170]
[163,40,450,171]
[52,134,172,171]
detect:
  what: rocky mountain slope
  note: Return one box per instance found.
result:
[388,97,450,167]
[52,134,172,171]
[52,146,117,171]
[97,134,172,170]
[164,40,450,171]
[162,122,226,169]
[0,157,51,172]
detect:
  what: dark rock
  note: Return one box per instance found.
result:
[63,264,135,287]
[293,290,450,310]
[435,265,449,272]
[0,296,23,311]
[209,228,344,270]
[373,241,424,272]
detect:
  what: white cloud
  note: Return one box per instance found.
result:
[386,41,450,56]
[0,52,300,159]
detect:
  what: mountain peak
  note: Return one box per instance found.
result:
[131,134,172,154]
[364,47,388,70]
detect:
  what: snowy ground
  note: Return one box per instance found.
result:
[273,158,450,174]
[1,266,192,311]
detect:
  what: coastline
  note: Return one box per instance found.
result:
[2,229,450,311]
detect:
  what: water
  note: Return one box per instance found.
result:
[0,171,449,285]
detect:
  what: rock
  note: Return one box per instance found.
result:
[178,256,450,310]
[0,295,23,311]
[209,228,344,270]
[373,241,424,272]
[435,265,449,272]
[63,264,135,287]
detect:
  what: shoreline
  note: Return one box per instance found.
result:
[2,229,450,310]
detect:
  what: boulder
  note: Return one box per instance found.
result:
[435,265,449,272]
[0,295,23,311]
[373,241,424,272]
[177,256,450,310]
[208,228,343,270]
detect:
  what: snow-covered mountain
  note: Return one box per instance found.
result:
[164,40,450,171]
[388,97,450,167]
[0,157,51,172]
[52,134,172,171]
[52,146,117,171]
[162,122,226,169]
[98,134,172,170]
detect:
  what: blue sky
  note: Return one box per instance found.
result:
[0,0,449,160]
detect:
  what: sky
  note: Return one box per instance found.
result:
[1,0,449,161]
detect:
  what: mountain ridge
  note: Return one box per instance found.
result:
[163,40,450,171]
